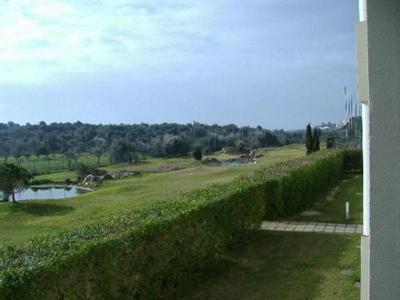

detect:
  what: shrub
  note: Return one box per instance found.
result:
[30,179,54,186]
[75,163,106,180]
[0,149,352,299]
[109,140,138,164]
[257,150,345,219]
[343,149,362,173]
[193,147,203,161]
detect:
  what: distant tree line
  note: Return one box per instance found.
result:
[0,121,305,163]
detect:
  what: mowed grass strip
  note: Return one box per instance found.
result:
[0,144,305,246]
[179,231,360,300]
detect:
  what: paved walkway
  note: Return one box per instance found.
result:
[261,221,363,234]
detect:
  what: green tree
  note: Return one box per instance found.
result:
[193,147,203,161]
[305,123,313,155]
[256,130,281,147]
[0,163,32,202]
[64,151,77,169]
[109,140,137,164]
[13,143,25,166]
[165,137,191,157]
[92,137,107,166]
[35,146,48,158]
[236,140,250,155]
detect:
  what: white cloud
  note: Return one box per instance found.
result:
[0,1,355,86]
[0,0,216,84]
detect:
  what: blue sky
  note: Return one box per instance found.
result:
[0,0,357,129]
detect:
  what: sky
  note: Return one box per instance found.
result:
[0,0,358,130]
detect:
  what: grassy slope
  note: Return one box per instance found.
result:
[0,144,305,246]
[181,232,360,300]
[35,151,265,183]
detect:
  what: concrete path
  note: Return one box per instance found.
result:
[261,221,363,234]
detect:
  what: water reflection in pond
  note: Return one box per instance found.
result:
[12,186,91,201]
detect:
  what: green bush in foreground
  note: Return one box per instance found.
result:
[0,179,265,299]
[0,150,356,299]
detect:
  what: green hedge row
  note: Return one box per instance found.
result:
[0,178,265,299]
[0,150,352,299]
[343,149,363,173]
[260,150,345,219]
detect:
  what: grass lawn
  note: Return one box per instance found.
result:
[35,170,78,183]
[2,153,111,174]
[0,144,305,246]
[34,158,197,183]
[285,174,363,224]
[180,231,360,300]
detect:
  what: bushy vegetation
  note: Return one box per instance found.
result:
[192,147,203,161]
[0,150,353,299]
[74,163,106,181]
[343,149,363,173]
[109,139,139,164]
[259,151,344,218]
[0,164,32,202]
[0,122,302,163]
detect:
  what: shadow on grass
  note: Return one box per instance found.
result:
[176,231,360,300]
[7,202,75,216]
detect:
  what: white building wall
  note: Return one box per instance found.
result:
[362,1,400,299]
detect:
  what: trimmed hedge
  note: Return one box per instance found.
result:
[0,179,265,299]
[343,149,363,173]
[0,150,351,299]
[260,150,345,218]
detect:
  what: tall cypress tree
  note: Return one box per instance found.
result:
[313,127,320,152]
[305,123,313,155]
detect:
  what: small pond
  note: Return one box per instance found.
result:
[10,186,91,202]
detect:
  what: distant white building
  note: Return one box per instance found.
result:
[335,120,346,128]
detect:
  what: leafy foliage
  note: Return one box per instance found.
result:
[305,124,321,155]
[258,150,345,218]
[74,163,106,180]
[193,147,203,161]
[0,164,32,202]
[109,139,138,163]
[305,123,313,155]
[343,149,362,173]
[312,127,320,151]
[0,122,306,161]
